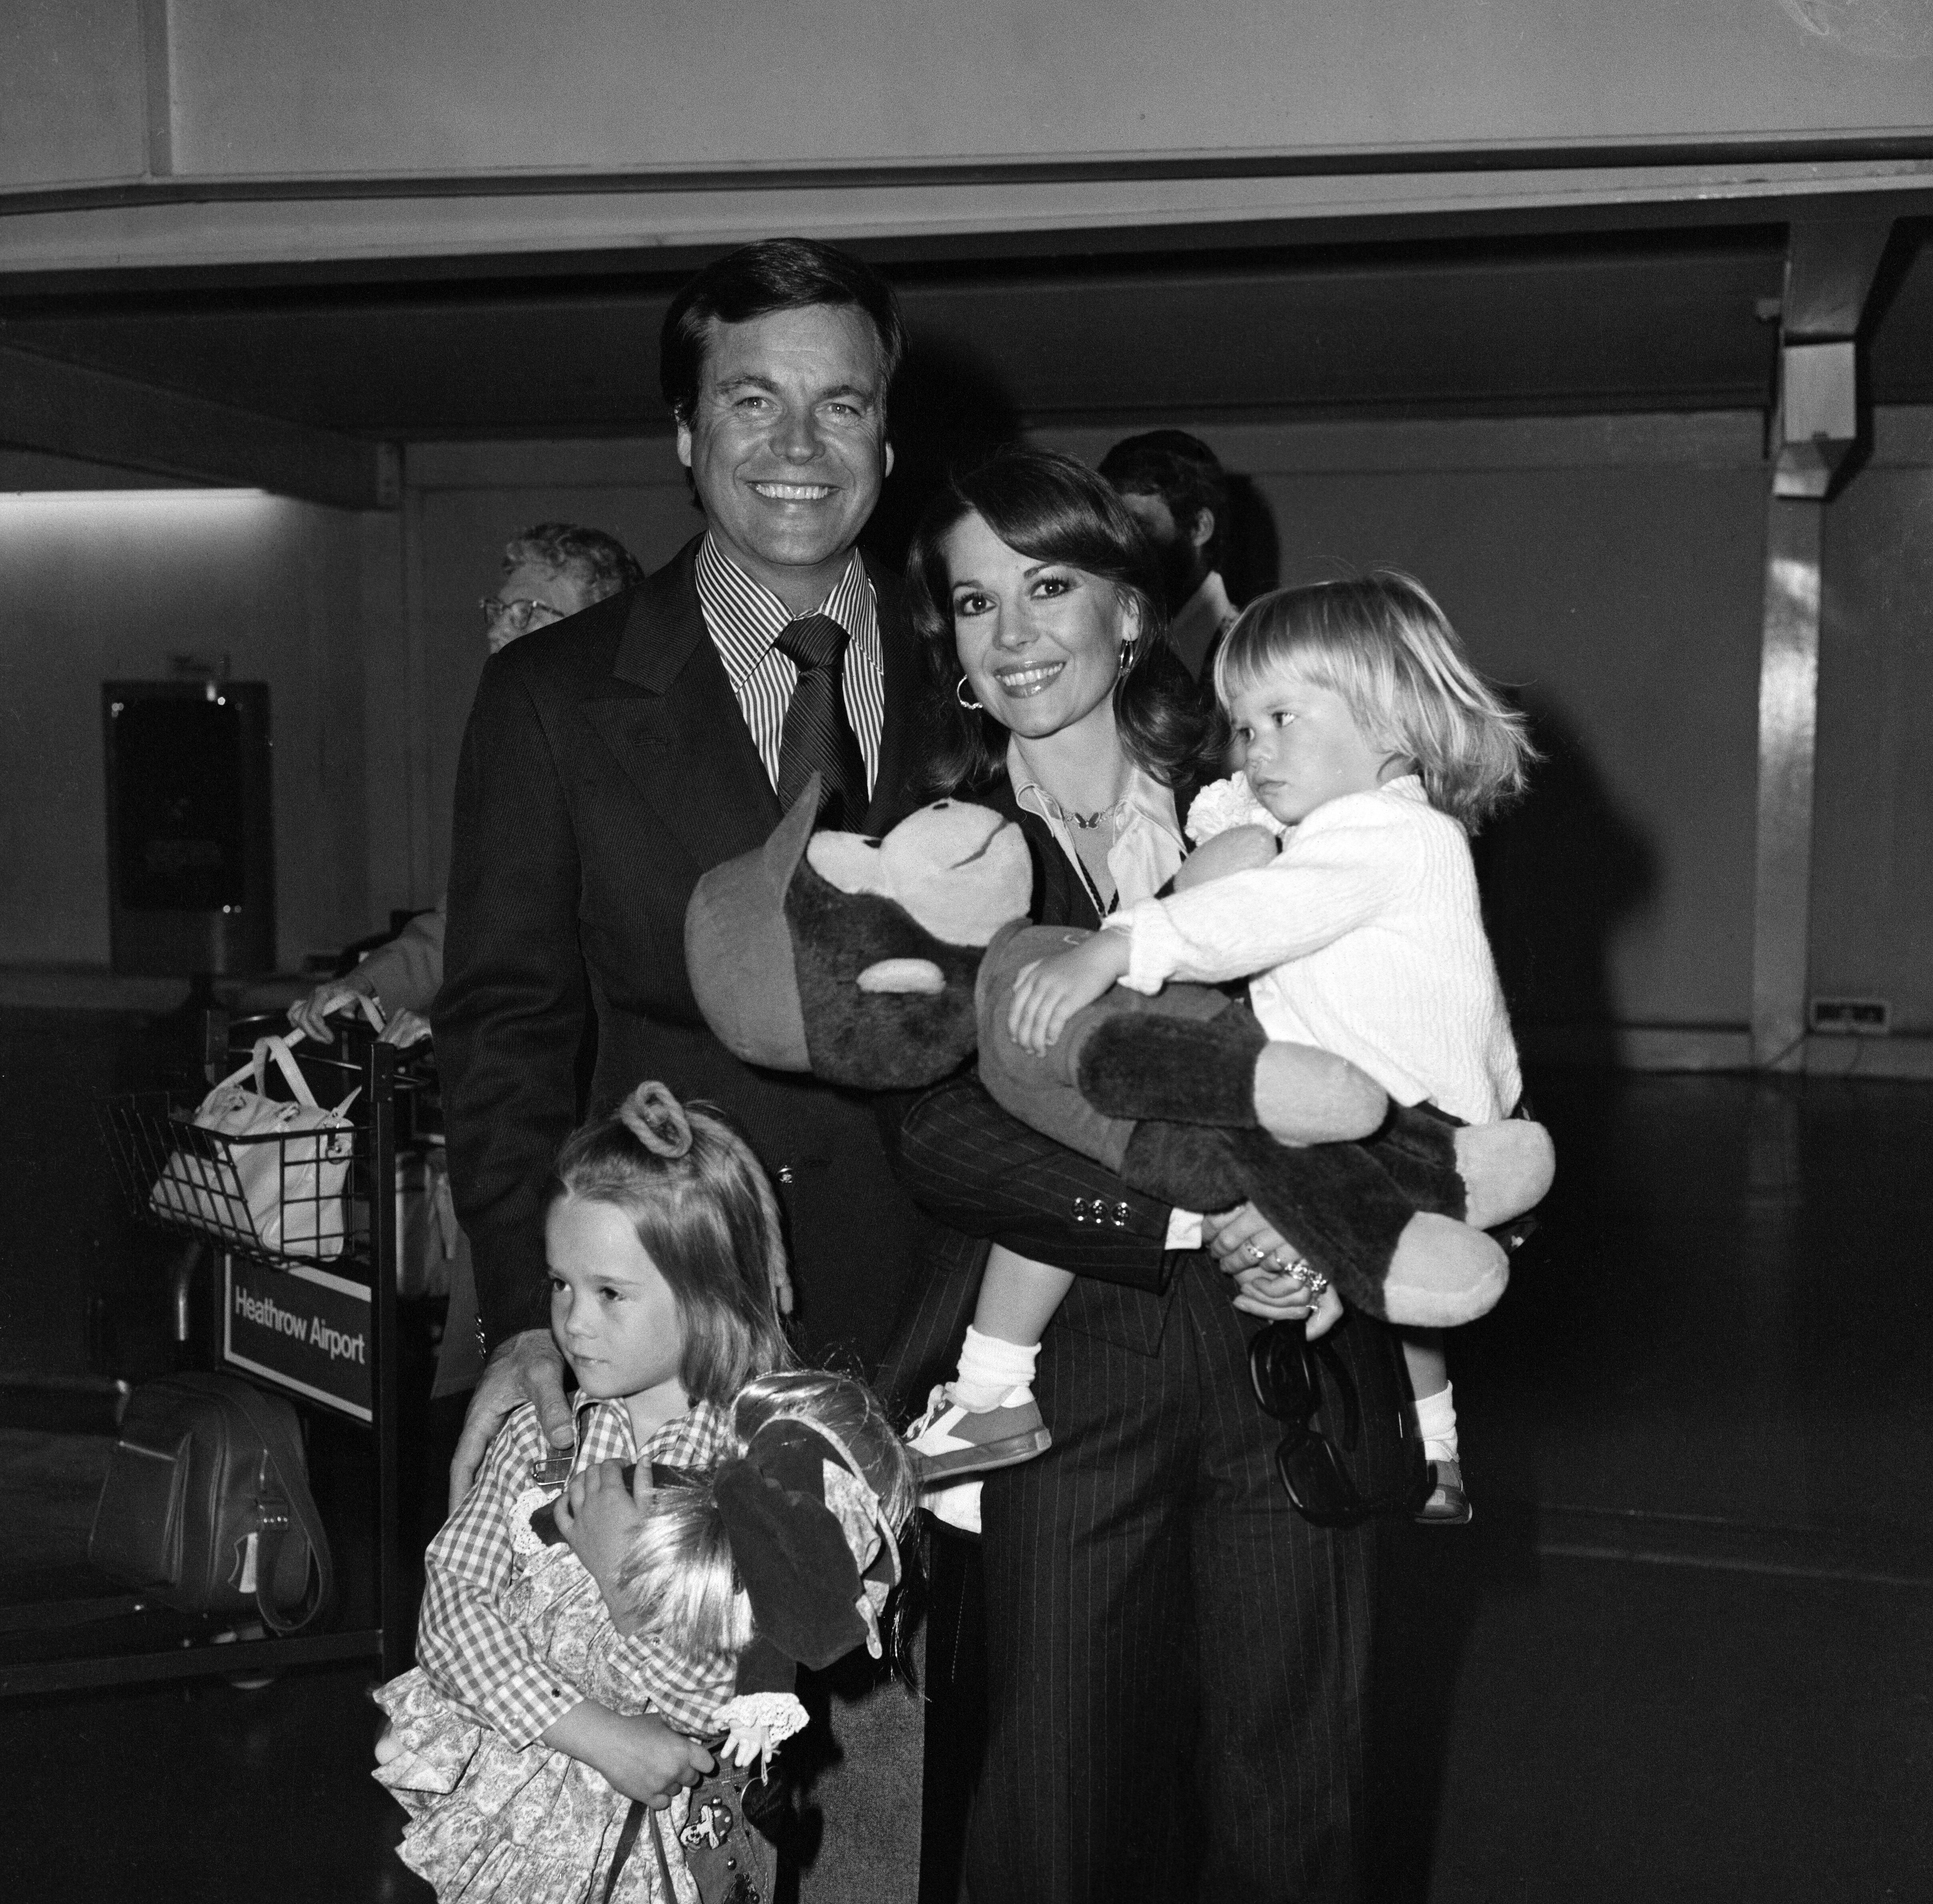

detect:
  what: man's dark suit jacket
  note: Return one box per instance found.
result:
[435,535,933,1371]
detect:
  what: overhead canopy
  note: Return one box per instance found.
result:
[1,0,1929,497]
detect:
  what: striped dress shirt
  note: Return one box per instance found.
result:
[694,535,885,800]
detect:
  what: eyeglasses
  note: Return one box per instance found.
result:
[478,596,566,632]
[1247,1319,1428,1527]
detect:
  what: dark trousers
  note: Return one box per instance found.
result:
[895,1246,1379,1904]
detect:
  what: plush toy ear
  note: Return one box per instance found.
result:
[684,774,820,1070]
[807,831,895,896]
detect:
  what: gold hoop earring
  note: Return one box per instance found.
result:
[955,676,984,713]
[1117,642,1134,677]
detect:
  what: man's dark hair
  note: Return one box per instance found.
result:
[1097,429,1231,566]
[659,238,907,426]
[503,523,646,601]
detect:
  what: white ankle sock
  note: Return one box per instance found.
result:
[951,1326,1039,1413]
[1412,1382,1458,1463]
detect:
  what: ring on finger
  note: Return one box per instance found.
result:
[1301,1270,1331,1300]
[1244,1242,1266,1264]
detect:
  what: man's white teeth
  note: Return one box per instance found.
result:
[753,483,834,500]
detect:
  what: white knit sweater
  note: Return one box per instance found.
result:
[1109,775,1520,1124]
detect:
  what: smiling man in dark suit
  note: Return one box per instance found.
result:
[436,239,932,1494]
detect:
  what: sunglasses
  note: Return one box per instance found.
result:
[1247,1318,1429,1528]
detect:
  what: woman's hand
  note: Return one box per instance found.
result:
[542,1703,714,1810]
[552,1458,653,1618]
[1008,932,1133,1054]
[1201,1205,1342,1338]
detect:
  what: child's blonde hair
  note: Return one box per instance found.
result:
[614,1368,918,1664]
[550,1081,794,1408]
[1213,571,1536,830]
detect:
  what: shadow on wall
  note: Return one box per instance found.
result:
[1473,690,1657,1066]
[865,332,1025,569]
[1221,472,1281,606]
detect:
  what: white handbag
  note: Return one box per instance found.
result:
[150,1033,360,1259]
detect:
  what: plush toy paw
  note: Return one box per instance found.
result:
[1221,1127,1508,1326]
[1252,1042,1389,1145]
[1454,1120,1556,1230]
[1364,1104,1555,1232]
[1381,1214,1511,1328]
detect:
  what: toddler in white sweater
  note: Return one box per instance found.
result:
[913,570,1536,1524]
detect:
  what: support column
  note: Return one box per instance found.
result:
[1750,500,1822,1070]
[1747,216,1893,1071]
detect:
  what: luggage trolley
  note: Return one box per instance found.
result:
[0,1014,418,1696]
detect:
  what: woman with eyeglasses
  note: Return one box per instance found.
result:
[879,447,1404,1904]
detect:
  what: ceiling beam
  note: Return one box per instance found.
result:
[1768,217,1895,501]
[0,345,396,510]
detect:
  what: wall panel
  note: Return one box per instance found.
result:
[1045,420,1769,1033]
[0,489,396,969]
[153,0,1933,178]
[13,407,1921,1042]
[0,0,148,190]
[1812,464,1933,1033]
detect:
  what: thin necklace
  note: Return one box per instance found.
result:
[1038,789,1128,832]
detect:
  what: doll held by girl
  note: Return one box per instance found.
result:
[914,571,1539,1525]
[373,1081,914,1903]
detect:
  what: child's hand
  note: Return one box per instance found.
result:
[552,1458,652,1615]
[1007,932,1133,1054]
[544,1702,714,1809]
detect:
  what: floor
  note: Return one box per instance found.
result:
[1,1007,1928,1902]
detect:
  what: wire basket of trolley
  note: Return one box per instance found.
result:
[109,1028,366,1265]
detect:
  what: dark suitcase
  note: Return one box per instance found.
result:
[88,1372,332,1632]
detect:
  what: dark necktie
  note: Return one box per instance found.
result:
[774,614,868,830]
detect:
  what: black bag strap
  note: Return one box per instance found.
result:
[223,1380,334,1634]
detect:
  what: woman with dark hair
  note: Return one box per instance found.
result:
[902,444,1214,805]
[881,446,1385,1903]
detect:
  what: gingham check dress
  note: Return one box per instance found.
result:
[415,1395,740,1743]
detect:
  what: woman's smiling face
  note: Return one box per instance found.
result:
[944,511,1137,744]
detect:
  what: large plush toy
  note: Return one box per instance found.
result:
[685,776,1553,1327]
